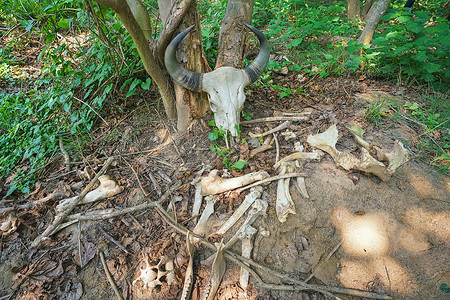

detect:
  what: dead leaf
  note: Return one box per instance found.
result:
[72,241,96,267]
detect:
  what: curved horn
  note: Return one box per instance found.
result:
[243,23,270,84]
[164,25,202,92]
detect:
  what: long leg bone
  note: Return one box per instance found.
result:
[201,170,269,196]
[216,186,262,236]
[238,225,257,291]
[193,196,218,236]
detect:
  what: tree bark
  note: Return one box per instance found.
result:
[361,0,374,19]
[94,0,177,120]
[215,0,255,69]
[158,0,210,131]
[358,0,391,45]
[348,0,361,19]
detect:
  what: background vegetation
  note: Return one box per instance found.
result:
[1,0,448,196]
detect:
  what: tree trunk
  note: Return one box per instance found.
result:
[215,0,255,69]
[94,0,177,120]
[358,0,391,45]
[348,0,361,19]
[361,0,374,19]
[158,0,210,132]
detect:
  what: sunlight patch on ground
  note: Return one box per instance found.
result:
[404,207,450,247]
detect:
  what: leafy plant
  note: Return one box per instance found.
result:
[370,9,449,88]
[208,119,248,170]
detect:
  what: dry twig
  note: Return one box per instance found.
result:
[99,250,124,300]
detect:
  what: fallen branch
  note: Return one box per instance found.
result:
[31,157,116,248]
[99,250,124,300]
[52,201,160,234]
[241,116,308,125]
[249,121,290,138]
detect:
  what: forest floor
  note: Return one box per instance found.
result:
[1,44,450,300]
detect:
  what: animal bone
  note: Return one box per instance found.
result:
[307,124,408,181]
[191,165,210,219]
[55,175,123,214]
[224,198,268,249]
[273,150,324,169]
[181,233,195,300]
[201,170,269,196]
[193,196,218,236]
[165,23,269,136]
[238,225,257,291]
[201,242,226,300]
[216,186,262,235]
[276,162,296,223]
[132,255,168,289]
[165,259,176,286]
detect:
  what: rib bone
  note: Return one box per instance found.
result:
[216,186,262,235]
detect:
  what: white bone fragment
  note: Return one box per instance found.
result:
[165,259,177,286]
[239,225,257,291]
[193,196,218,236]
[307,125,407,181]
[216,186,262,236]
[281,129,297,141]
[224,199,268,249]
[181,233,195,300]
[200,170,269,196]
[348,124,371,149]
[274,150,324,169]
[276,162,296,223]
[296,176,309,199]
[132,255,166,289]
[249,121,290,138]
[192,181,203,218]
[202,242,226,300]
[359,148,390,181]
[378,140,409,173]
[191,165,210,218]
[55,175,123,214]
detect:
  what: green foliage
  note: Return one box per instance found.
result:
[207,118,248,170]
[402,91,450,172]
[0,0,151,196]
[364,96,392,125]
[370,9,449,88]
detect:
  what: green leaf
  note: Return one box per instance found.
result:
[140,78,151,90]
[231,160,248,170]
[104,83,113,94]
[423,62,441,74]
[208,132,219,141]
[57,18,70,29]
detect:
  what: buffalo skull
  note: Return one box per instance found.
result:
[165,23,269,136]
